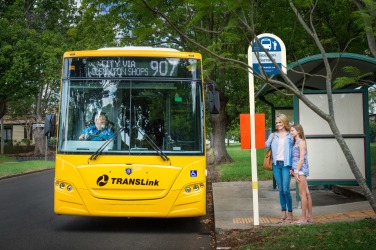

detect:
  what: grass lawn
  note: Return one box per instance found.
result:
[0,155,54,178]
[217,144,273,181]
[228,218,376,250]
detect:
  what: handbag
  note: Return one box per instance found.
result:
[262,133,274,171]
[262,148,273,171]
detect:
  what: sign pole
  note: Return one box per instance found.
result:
[45,136,48,161]
[248,33,286,226]
[247,45,259,226]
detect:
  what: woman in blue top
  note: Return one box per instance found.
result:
[265,114,294,223]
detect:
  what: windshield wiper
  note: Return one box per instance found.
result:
[90,127,125,160]
[135,125,169,161]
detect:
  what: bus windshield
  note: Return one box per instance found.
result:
[57,57,204,155]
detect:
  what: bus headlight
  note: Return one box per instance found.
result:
[185,183,204,193]
[56,181,73,192]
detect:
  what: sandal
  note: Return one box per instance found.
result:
[276,217,286,224]
[277,213,287,224]
[284,212,293,223]
[284,217,294,223]
[293,220,307,225]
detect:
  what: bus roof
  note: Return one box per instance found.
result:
[98,46,180,52]
[63,47,201,59]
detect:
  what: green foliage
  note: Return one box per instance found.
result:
[21,138,32,146]
[370,122,376,143]
[334,66,374,89]
[1,0,374,164]
[0,0,77,119]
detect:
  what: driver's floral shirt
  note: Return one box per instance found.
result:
[81,125,114,141]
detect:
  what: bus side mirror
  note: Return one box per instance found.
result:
[44,114,56,138]
[208,91,220,114]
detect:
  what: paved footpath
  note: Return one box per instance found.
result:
[213,181,375,230]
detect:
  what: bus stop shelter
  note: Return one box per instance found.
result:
[255,52,376,189]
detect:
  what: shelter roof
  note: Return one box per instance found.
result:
[255,52,376,98]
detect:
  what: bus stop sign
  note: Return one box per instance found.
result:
[251,33,286,75]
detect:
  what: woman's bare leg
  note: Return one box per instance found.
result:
[297,176,308,223]
[306,184,313,222]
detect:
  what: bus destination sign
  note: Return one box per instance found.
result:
[68,57,198,78]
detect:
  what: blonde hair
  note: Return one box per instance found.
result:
[276,114,291,131]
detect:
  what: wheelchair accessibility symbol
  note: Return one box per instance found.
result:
[190,170,198,177]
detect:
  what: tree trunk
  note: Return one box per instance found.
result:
[33,127,45,155]
[209,90,233,165]
[0,99,6,120]
[34,90,45,155]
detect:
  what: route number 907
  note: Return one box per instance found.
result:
[150,60,177,76]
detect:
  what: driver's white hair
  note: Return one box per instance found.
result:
[95,113,106,120]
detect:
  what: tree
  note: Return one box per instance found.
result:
[134,0,274,164]
[0,0,77,154]
[353,0,376,57]
[136,0,376,213]
[77,0,269,164]
[0,0,36,119]
[79,0,373,167]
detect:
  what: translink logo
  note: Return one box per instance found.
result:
[96,175,160,187]
[111,178,159,186]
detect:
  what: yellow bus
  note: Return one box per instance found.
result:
[54,47,207,217]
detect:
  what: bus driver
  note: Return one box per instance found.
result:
[79,113,114,141]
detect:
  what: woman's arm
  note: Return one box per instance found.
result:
[265,133,274,148]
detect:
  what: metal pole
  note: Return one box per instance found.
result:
[248,45,259,226]
[45,136,48,160]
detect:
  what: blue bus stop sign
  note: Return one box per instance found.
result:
[250,34,286,75]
